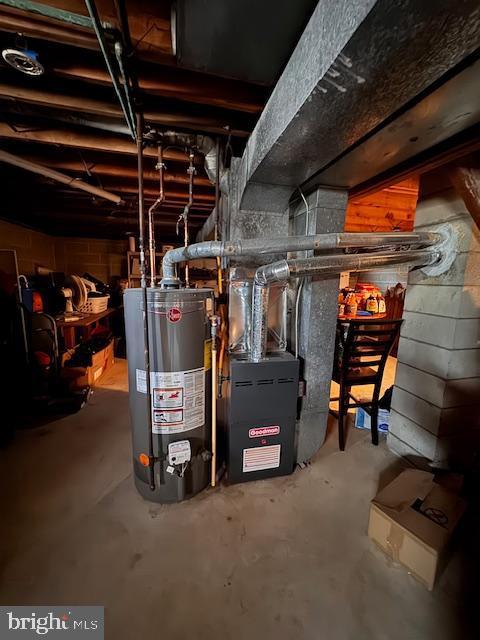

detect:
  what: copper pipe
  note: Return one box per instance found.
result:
[147,145,165,286]
[177,149,195,287]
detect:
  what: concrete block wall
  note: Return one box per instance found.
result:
[55,237,128,283]
[0,219,128,283]
[353,265,409,290]
[388,183,480,469]
[0,219,56,275]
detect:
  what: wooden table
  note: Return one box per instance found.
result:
[56,308,115,349]
[338,312,387,321]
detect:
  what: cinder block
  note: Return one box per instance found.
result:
[459,286,480,317]
[397,338,450,378]
[414,189,465,223]
[387,431,421,459]
[453,318,480,349]
[409,252,480,286]
[401,312,480,350]
[415,212,480,254]
[401,311,456,349]
[395,362,446,407]
[64,241,90,255]
[82,254,104,265]
[389,409,438,459]
[0,220,31,248]
[448,349,480,380]
[404,285,459,317]
[438,404,480,436]
[17,259,34,275]
[391,387,441,435]
[397,337,480,379]
[404,284,480,318]
[444,378,480,408]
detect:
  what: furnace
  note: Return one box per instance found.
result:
[223,353,299,484]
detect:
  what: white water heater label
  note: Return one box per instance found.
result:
[150,367,205,434]
[242,445,281,473]
[136,368,147,393]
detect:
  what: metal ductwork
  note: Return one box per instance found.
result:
[250,249,441,362]
[159,228,453,364]
[152,131,227,190]
[160,231,442,285]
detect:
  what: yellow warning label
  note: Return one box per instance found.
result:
[204,339,212,371]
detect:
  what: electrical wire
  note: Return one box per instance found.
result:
[294,188,310,359]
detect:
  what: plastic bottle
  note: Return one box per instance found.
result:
[377,294,386,314]
[366,294,379,314]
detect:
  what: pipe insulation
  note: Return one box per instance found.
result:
[160,231,442,285]
[250,248,442,362]
[0,148,124,204]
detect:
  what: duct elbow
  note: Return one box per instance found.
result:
[254,260,290,287]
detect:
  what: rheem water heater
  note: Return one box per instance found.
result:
[124,287,213,503]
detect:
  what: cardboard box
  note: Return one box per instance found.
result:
[368,469,466,590]
[355,407,390,433]
[62,340,114,389]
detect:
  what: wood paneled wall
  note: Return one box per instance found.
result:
[345,177,419,232]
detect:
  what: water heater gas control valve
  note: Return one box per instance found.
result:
[168,440,192,466]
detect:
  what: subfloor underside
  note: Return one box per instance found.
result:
[0,361,475,640]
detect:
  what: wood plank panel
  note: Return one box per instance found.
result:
[345,177,419,233]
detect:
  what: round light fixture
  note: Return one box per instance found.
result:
[2,48,44,76]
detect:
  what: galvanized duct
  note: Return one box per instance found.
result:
[160,231,441,285]
[158,131,226,189]
[250,248,442,362]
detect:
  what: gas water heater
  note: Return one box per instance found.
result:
[124,287,213,503]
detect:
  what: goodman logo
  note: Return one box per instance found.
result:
[0,607,104,638]
[249,426,280,438]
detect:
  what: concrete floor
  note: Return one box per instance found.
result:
[0,360,474,639]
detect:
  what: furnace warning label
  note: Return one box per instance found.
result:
[150,367,205,434]
[242,445,281,473]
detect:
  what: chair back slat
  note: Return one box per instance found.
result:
[354,329,397,336]
[335,319,403,384]
[351,345,389,355]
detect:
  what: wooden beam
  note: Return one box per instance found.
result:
[0,7,97,49]
[0,83,251,137]
[91,180,215,201]
[52,60,266,114]
[0,122,190,161]
[22,155,212,186]
[0,2,173,58]
[28,208,208,222]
